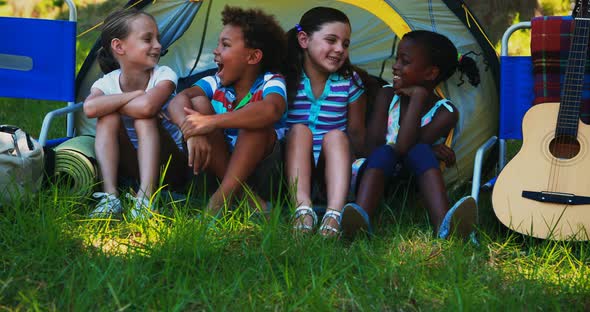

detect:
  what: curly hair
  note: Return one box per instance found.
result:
[221,6,286,74]
[97,8,156,74]
[403,30,481,87]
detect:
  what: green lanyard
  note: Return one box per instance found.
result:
[233,92,252,111]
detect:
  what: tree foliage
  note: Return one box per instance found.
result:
[0,0,576,57]
[465,0,574,55]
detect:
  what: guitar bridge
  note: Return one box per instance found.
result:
[522,191,590,205]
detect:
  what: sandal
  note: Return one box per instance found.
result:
[319,208,342,237]
[293,205,318,233]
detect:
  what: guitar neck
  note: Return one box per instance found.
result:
[556,8,590,137]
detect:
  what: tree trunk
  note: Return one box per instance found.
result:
[464,0,542,45]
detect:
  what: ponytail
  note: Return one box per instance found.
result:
[97,46,120,74]
[284,27,304,104]
[457,53,481,87]
[402,30,482,88]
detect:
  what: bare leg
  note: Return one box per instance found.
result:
[193,129,230,214]
[134,118,160,198]
[157,124,190,191]
[354,168,385,219]
[417,168,449,233]
[285,124,314,207]
[285,124,315,230]
[95,113,121,196]
[207,127,275,215]
[320,129,351,235]
[353,145,399,220]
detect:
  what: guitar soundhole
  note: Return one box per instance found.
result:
[549,135,580,159]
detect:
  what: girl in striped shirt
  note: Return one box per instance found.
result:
[283,7,367,237]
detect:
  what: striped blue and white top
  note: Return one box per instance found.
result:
[286,71,364,163]
[195,72,287,147]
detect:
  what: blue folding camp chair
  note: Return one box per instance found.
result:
[470,14,590,209]
[469,21,535,205]
[0,0,80,147]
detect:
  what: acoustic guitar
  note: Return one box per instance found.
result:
[492,0,590,240]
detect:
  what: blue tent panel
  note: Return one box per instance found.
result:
[0,16,76,102]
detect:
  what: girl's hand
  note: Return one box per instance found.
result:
[394,85,429,99]
[432,144,456,166]
[181,107,216,137]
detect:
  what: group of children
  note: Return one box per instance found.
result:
[84,5,481,239]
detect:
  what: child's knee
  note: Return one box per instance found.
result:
[237,127,276,155]
[366,145,399,176]
[238,127,273,141]
[96,112,121,129]
[133,118,158,133]
[288,124,312,138]
[189,95,213,112]
[321,130,349,152]
[406,144,439,177]
[322,129,347,145]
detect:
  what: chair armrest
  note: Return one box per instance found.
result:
[39,102,84,146]
[471,136,498,202]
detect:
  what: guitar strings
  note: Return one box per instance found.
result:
[547,18,590,193]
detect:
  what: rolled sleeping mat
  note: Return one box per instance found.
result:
[54,135,98,196]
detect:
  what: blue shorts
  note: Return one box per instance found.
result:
[351,143,439,192]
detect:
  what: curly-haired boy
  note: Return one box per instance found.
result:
[169,5,287,215]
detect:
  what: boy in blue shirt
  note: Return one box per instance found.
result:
[168,6,286,216]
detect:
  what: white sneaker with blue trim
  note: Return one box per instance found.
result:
[126,193,154,220]
[89,192,122,217]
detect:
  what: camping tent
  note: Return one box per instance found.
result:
[75,0,499,187]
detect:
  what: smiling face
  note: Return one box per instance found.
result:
[213,24,255,86]
[117,14,162,70]
[299,21,351,75]
[392,38,438,90]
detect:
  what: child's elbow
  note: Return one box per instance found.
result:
[135,99,161,118]
[271,105,284,122]
[259,103,283,126]
[143,104,161,118]
[269,100,286,122]
[83,103,97,118]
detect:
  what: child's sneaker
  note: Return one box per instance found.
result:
[438,196,477,239]
[126,193,154,220]
[341,202,373,239]
[89,192,122,217]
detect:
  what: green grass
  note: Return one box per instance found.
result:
[2,183,590,310]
